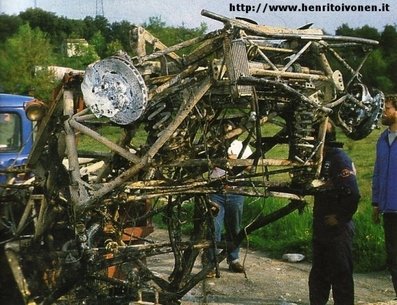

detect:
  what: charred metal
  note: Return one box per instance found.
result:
[0,10,384,305]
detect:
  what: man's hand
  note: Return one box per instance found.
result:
[324,214,338,226]
[228,153,238,160]
[372,206,381,224]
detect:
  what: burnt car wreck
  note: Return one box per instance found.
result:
[0,10,384,305]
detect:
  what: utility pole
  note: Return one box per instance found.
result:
[96,0,104,17]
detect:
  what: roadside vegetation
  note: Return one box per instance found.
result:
[0,8,394,272]
[243,127,386,272]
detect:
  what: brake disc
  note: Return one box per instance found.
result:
[81,54,148,125]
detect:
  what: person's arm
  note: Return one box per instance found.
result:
[327,151,360,225]
[372,206,381,224]
[372,143,381,224]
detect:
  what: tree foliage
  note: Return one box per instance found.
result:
[144,16,207,47]
[0,8,396,97]
[0,13,23,42]
[0,24,55,99]
[336,23,397,93]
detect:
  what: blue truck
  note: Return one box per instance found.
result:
[0,94,35,184]
[0,93,36,305]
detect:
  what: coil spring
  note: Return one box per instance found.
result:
[146,99,190,153]
[291,104,316,164]
[147,101,171,131]
[147,102,171,137]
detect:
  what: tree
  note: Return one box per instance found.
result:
[19,8,60,43]
[90,30,107,58]
[335,23,394,92]
[0,14,22,43]
[361,49,393,92]
[143,16,208,56]
[335,23,356,37]
[110,20,135,53]
[83,16,111,43]
[336,23,380,41]
[106,40,124,57]
[354,25,380,41]
[18,8,88,53]
[0,24,55,99]
[378,25,397,92]
[380,25,397,57]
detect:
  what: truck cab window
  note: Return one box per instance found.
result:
[0,113,21,151]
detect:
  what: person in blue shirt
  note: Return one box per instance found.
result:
[372,94,397,299]
[205,138,252,275]
[309,121,360,305]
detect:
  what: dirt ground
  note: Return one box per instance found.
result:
[181,249,396,305]
[148,228,397,305]
[2,228,396,305]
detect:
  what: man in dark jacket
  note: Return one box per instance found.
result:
[372,94,397,299]
[309,121,360,305]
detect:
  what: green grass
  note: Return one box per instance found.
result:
[77,124,148,152]
[241,127,388,272]
[80,122,387,272]
[342,128,387,272]
[353,198,386,272]
[242,195,386,272]
[242,196,313,258]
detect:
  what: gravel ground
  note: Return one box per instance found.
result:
[147,228,397,305]
[2,228,395,305]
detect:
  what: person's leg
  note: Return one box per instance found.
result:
[211,194,225,244]
[223,194,244,262]
[309,238,331,305]
[206,194,225,264]
[383,213,397,297]
[222,194,244,274]
[330,225,354,305]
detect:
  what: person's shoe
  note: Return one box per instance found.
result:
[229,261,245,273]
[201,253,209,266]
[206,269,217,278]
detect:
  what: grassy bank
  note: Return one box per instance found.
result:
[78,121,388,272]
[243,127,387,272]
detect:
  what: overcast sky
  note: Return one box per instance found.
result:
[0,0,395,34]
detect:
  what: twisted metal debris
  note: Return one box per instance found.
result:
[0,10,384,305]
